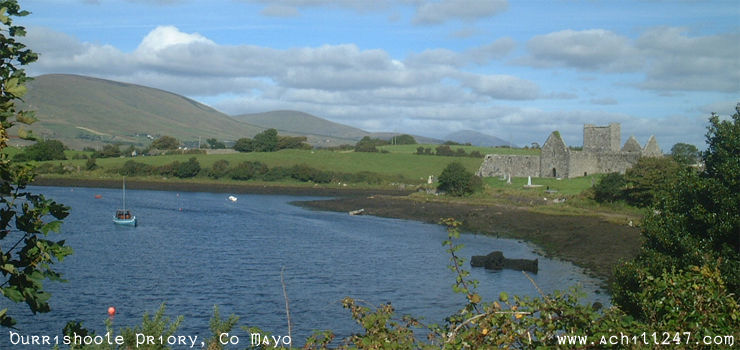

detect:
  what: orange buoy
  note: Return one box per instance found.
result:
[108,306,116,316]
[94,194,102,199]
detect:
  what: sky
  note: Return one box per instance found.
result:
[19,0,740,149]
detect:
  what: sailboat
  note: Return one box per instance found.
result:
[113,177,136,226]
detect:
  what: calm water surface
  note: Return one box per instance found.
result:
[6,186,607,344]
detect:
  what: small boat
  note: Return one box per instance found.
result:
[113,177,136,226]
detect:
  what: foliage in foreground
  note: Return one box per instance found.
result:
[0,0,72,328]
[613,107,740,318]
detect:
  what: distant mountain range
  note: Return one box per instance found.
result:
[16,74,503,149]
[445,130,513,147]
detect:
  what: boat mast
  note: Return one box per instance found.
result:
[122,176,126,212]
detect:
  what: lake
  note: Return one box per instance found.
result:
[5,186,607,345]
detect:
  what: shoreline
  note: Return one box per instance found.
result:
[295,195,641,285]
[33,176,640,286]
[31,177,413,197]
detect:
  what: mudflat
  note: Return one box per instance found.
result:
[296,195,641,285]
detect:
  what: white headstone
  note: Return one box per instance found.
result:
[527,176,532,186]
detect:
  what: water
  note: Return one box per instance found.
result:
[4,186,607,345]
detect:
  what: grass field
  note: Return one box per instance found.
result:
[36,149,485,184]
[379,144,540,155]
[483,174,603,195]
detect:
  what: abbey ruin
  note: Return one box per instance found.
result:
[477,123,662,179]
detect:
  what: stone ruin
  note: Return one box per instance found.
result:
[477,123,661,179]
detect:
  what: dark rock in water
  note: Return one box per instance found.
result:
[470,251,538,273]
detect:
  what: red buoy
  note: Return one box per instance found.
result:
[94,194,102,199]
[108,306,116,316]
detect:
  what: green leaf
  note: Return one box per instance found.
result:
[2,287,23,302]
[499,291,508,302]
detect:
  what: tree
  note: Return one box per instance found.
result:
[233,137,253,152]
[277,135,311,150]
[593,172,625,203]
[206,138,225,149]
[252,128,278,152]
[13,139,66,161]
[623,156,681,207]
[151,135,180,150]
[354,136,380,152]
[670,142,699,165]
[613,107,740,321]
[0,0,72,328]
[93,144,122,158]
[392,134,416,145]
[437,162,482,196]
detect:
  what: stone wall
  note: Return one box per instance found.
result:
[596,153,641,174]
[568,151,600,177]
[476,154,540,178]
[478,123,659,180]
[584,123,620,153]
[540,132,569,178]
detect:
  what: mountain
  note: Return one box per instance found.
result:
[232,110,367,145]
[233,111,442,146]
[445,130,512,147]
[19,74,263,148]
[368,132,443,145]
[17,74,444,149]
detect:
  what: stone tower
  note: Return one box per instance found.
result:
[583,123,620,153]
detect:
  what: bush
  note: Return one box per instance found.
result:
[593,172,625,203]
[230,161,268,180]
[623,156,681,207]
[208,159,230,179]
[262,166,290,181]
[92,144,122,158]
[437,162,481,196]
[354,136,382,152]
[435,144,454,156]
[233,137,254,152]
[120,160,152,176]
[174,157,200,178]
[85,157,98,171]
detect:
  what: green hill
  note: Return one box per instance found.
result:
[19,74,263,148]
[232,110,368,143]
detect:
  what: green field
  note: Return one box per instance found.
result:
[483,174,603,195]
[36,149,484,184]
[379,144,540,155]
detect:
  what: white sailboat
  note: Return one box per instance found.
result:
[113,177,136,226]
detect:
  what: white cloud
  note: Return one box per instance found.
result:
[636,27,740,92]
[24,25,712,149]
[413,0,508,25]
[461,73,540,100]
[136,25,214,53]
[523,29,641,72]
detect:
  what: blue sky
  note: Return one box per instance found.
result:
[20,0,740,148]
